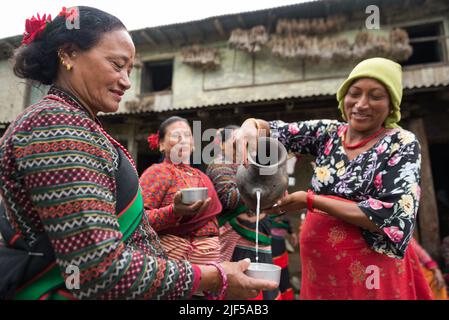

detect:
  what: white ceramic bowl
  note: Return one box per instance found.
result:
[245,262,281,285]
[180,187,208,204]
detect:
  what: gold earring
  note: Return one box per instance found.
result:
[66,64,72,71]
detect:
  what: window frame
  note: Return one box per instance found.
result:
[393,18,449,69]
[140,58,175,95]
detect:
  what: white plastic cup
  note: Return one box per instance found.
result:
[244,262,281,286]
[180,187,208,204]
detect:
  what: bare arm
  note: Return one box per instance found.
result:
[269,191,380,232]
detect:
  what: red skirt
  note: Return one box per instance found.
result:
[299,199,433,300]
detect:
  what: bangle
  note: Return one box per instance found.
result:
[204,262,228,300]
[306,189,315,212]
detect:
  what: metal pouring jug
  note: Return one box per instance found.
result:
[236,136,288,211]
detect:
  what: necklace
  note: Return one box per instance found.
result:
[169,163,205,188]
[342,126,385,150]
[98,126,138,173]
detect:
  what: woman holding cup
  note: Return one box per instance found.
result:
[140,116,222,265]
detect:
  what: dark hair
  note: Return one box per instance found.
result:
[219,125,239,143]
[13,6,127,85]
[158,116,190,141]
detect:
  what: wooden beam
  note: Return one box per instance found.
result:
[140,30,157,46]
[156,28,172,45]
[194,24,206,42]
[213,18,226,37]
[171,27,188,44]
[237,15,247,29]
[266,10,276,33]
[408,117,440,257]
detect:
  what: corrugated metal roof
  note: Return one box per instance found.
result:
[403,64,449,89]
[2,0,420,52]
[129,0,429,48]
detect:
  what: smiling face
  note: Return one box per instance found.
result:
[343,78,391,133]
[159,121,194,164]
[58,29,135,114]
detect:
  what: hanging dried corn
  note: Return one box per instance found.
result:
[180,45,221,70]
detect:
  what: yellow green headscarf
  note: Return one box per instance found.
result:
[336,57,403,129]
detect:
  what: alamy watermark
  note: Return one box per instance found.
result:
[165,121,277,175]
[65,265,80,290]
[64,6,80,30]
[365,5,380,30]
[365,265,380,290]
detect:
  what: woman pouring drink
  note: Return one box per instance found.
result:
[237,57,433,299]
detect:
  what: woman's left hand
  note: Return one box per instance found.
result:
[265,191,307,215]
[431,268,446,290]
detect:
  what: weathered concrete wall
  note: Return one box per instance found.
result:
[0,59,27,123]
[170,41,352,110]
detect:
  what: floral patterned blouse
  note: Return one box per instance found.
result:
[270,120,421,259]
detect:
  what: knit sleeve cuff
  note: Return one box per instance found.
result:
[190,264,202,297]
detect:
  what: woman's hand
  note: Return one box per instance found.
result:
[172,191,211,218]
[431,268,446,290]
[235,119,258,166]
[265,191,307,215]
[198,258,279,299]
[235,118,270,166]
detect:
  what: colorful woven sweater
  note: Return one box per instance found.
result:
[205,157,242,215]
[0,87,200,299]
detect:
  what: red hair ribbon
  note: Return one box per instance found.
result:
[21,13,52,45]
[147,131,159,150]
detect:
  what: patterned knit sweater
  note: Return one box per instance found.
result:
[0,87,200,299]
[206,157,242,215]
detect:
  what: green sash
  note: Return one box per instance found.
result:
[271,220,290,230]
[229,217,272,246]
[217,205,248,227]
[14,190,144,300]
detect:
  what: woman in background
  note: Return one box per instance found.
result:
[140,116,222,265]
[410,238,447,299]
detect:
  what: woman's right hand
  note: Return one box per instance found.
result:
[173,191,211,218]
[235,118,270,166]
[199,258,279,299]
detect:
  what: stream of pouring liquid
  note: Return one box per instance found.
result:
[255,190,261,264]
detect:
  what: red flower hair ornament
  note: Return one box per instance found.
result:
[147,132,159,150]
[21,13,52,45]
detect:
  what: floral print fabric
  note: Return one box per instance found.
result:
[270,119,421,259]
